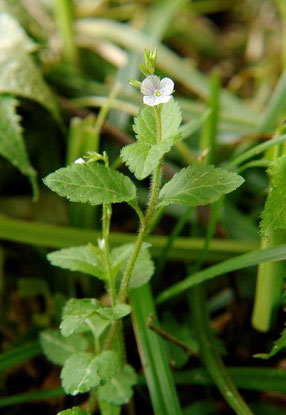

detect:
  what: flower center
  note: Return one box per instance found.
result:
[155,89,162,97]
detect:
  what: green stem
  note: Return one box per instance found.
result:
[102,204,115,306]
[145,164,162,225]
[119,105,163,302]
[107,105,164,355]
[119,226,145,303]
[54,0,78,66]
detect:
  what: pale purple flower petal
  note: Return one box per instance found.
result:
[159,78,174,96]
[157,95,172,104]
[141,75,160,96]
[143,95,159,106]
[141,75,175,106]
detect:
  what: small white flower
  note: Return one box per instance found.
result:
[141,75,174,106]
[74,157,85,164]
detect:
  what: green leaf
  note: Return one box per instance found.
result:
[0,14,60,120]
[77,314,110,338]
[40,329,88,366]
[129,246,155,289]
[61,351,119,395]
[0,96,37,196]
[260,156,286,235]
[133,98,182,143]
[111,243,155,289]
[47,244,106,280]
[121,98,182,180]
[43,163,136,206]
[255,327,286,359]
[98,364,137,405]
[121,137,179,180]
[158,165,244,207]
[60,299,130,337]
[57,407,88,415]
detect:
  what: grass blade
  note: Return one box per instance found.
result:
[0,388,64,408]
[157,244,286,304]
[130,285,182,415]
[0,216,258,261]
[0,342,41,372]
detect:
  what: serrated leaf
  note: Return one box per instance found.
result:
[133,98,182,143]
[61,351,119,395]
[98,364,137,405]
[255,327,286,360]
[43,163,136,206]
[0,95,37,196]
[47,245,106,280]
[57,407,88,415]
[158,165,244,207]
[260,157,286,235]
[111,243,154,290]
[121,98,182,180]
[60,299,131,337]
[0,14,60,120]
[40,329,88,365]
[121,136,179,180]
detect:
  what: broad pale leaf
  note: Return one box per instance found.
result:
[98,364,137,405]
[61,350,119,395]
[260,157,286,235]
[47,245,106,280]
[0,12,35,52]
[0,1,44,41]
[0,14,60,120]
[40,329,88,365]
[43,163,136,206]
[58,407,88,415]
[60,298,130,337]
[255,327,286,360]
[111,243,154,289]
[158,165,244,207]
[0,96,37,195]
[122,98,182,179]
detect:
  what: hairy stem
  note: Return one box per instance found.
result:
[102,204,115,306]
[106,105,164,349]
